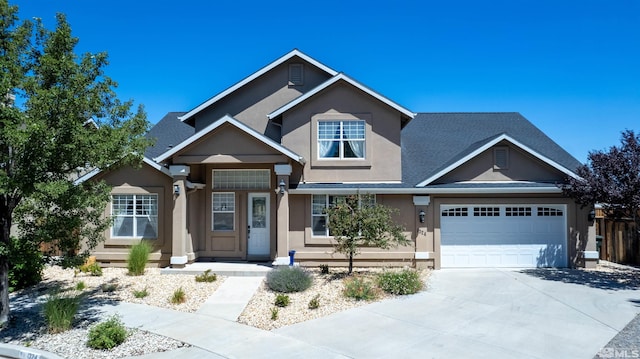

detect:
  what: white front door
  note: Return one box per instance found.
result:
[248,193,270,257]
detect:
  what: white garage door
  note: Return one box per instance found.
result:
[440,204,567,268]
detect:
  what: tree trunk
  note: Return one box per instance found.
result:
[348,252,354,275]
[0,195,17,326]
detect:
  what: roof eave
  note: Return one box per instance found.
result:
[179,49,338,123]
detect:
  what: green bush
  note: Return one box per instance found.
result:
[274,294,290,307]
[1,236,44,292]
[266,266,313,293]
[270,307,279,320]
[343,276,378,301]
[170,287,186,304]
[195,269,217,283]
[377,269,423,295]
[87,316,128,350]
[127,241,151,276]
[308,294,320,309]
[75,281,86,291]
[43,292,81,333]
[79,262,103,277]
[132,288,149,298]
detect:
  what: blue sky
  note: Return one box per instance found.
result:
[12,0,640,163]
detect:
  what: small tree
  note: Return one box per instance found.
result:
[562,130,640,257]
[326,194,409,274]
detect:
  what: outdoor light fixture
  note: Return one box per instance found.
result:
[419,209,425,223]
[173,184,180,196]
[588,209,596,222]
[279,179,286,194]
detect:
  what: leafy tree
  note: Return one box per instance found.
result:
[0,1,151,325]
[325,194,410,274]
[562,130,640,258]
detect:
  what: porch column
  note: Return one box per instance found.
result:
[170,165,190,268]
[413,196,434,269]
[273,164,292,266]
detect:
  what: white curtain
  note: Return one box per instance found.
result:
[347,140,364,158]
[319,140,334,157]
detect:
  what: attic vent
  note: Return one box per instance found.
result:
[493,147,509,170]
[289,63,304,86]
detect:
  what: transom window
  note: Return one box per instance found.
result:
[473,207,500,217]
[212,192,235,231]
[318,120,365,159]
[312,194,375,236]
[111,194,158,238]
[213,169,270,190]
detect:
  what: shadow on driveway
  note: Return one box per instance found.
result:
[520,263,640,291]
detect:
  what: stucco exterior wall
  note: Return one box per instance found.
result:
[193,57,332,137]
[93,163,173,267]
[280,82,403,183]
[436,142,566,184]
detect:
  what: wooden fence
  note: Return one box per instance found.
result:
[595,208,640,265]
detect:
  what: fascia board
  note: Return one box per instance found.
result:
[290,186,562,195]
[73,156,170,185]
[416,134,579,187]
[179,49,338,123]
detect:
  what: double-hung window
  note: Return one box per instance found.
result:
[212,192,235,231]
[111,194,158,238]
[312,194,375,236]
[318,120,365,159]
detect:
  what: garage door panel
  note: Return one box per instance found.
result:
[441,205,567,268]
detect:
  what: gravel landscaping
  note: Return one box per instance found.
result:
[1,265,430,358]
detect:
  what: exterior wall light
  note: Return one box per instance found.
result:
[419,209,425,223]
[279,179,286,194]
[588,209,596,222]
[173,184,180,196]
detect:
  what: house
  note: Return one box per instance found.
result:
[78,49,598,269]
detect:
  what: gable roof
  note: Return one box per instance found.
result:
[74,156,171,185]
[179,49,338,125]
[154,114,305,164]
[267,73,415,126]
[144,112,193,159]
[401,113,583,187]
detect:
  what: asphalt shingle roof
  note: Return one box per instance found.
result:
[401,112,583,187]
[144,112,194,159]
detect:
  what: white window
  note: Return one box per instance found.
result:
[213,169,270,190]
[311,194,375,236]
[212,192,235,231]
[318,120,365,159]
[111,194,158,238]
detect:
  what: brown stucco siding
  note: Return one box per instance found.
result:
[436,141,566,184]
[93,163,173,267]
[280,82,403,183]
[193,58,332,135]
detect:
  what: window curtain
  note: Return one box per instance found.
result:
[347,140,364,158]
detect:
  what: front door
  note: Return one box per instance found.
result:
[248,193,270,257]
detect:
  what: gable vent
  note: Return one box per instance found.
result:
[289,63,304,86]
[494,147,509,170]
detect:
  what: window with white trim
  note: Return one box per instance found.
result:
[318,120,365,159]
[111,194,158,238]
[212,192,235,231]
[312,194,375,236]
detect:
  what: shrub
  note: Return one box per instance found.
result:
[170,287,186,304]
[127,241,151,276]
[75,281,86,291]
[101,283,118,293]
[274,294,290,307]
[195,269,217,283]
[43,292,81,333]
[87,316,128,350]
[319,264,329,275]
[270,307,279,320]
[266,266,313,293]
[377,269,423,295]
[133,288,149,298]
[2,236,43,292]
[308,294,320,309]
[343,276,378,301]
[79,262,103,277]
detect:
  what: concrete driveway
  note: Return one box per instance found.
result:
[275,268,640,359]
